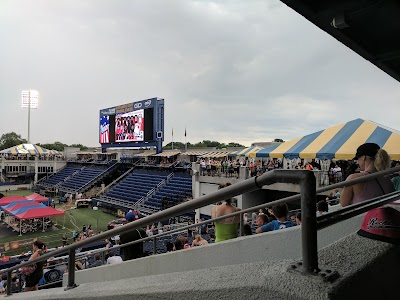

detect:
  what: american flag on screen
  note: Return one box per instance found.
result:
[100,115,110,143]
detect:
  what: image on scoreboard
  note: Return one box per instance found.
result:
[115,109,144,142]
[99,115,110,143]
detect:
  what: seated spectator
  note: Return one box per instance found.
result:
[200,219,208,234]
[316,200,329,217]
[55,259,67,274]
[295,212,302,225]
[174,235,190,250]
[209,233,216,243]
[90,254,103,268]
[165,242,174,252]
[256,204,296,233]
[255,214,269,228]
[0,273,7,294]
[191,234,209,247]
[243,223,252,236]
[106,251,123,265]
[105,239,113,249]
[334,188,341,199]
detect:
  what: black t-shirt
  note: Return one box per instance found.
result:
[120,227,146,261]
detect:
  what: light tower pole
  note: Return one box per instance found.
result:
[21,90,39,143]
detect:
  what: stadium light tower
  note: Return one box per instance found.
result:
[21,90,39,143]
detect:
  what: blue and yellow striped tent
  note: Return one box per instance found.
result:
[229,146,262,157]
[0,144,63,156]
[256,119,400,160]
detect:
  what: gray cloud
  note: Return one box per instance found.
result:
[1,0,399,147]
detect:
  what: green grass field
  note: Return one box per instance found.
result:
[1,190,34,197]
[1,191,116,256]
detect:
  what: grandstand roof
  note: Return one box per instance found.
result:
[198,151,230,158]
[0,144,63,155]
[256,118,400,160]
[180,151,209,156]
[133,151,156,157]
[153,150,181,157]
[280,0,400,83]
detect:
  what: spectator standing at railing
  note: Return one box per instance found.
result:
[24,240,46,292]
[119,211,146,261]
[211,183,241,242]
[340,143,395,207]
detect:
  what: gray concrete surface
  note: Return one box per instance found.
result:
[4,233,398,300]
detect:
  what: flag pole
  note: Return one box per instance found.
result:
[172,127,174,150]
[185,126,187,152]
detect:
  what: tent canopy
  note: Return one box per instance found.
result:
[0,143,63,156]
[26,193,49,201]
[0,196,26,206]
[9,204,47,216]
[229,146,261,157]
[255,144,281,158]
[15,207,64,220]
[1,200,39,212]
[257,119,400,160]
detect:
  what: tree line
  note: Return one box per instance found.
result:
[0,132,284,152]
[0,132,88,151]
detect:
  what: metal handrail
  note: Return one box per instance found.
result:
[96,165,134,197]
[1,166,399,295]
[78,162,119,193]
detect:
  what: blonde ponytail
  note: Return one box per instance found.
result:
[374,149,391,171]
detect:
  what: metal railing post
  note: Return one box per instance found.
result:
[65,249,77,290]
[239,212,244,237]
[6,270,12,295]
[153,236,157,255]
[301,171,318,273]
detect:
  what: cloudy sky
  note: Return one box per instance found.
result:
[1,0,399,148]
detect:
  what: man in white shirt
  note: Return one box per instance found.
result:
[106,251,123,264]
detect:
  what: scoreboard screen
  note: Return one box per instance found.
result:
[99,98,163,147]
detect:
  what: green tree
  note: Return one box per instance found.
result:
[0,132,27,150]
[70,144,89,150]
[37,141,67,152]
[227,142,245,148]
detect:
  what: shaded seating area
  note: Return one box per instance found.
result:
[58,166,106,191]
[40,165,82,187]
[102,169,169,207]
[144,173,192,210]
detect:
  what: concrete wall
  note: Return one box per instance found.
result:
[16,229,399,300]
[66,213,364,286]
[0,184,31,192]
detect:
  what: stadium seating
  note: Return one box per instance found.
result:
[39,162,118,194]
[102,169,169,206]
[143,173,192,211]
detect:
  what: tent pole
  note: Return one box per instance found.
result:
[19,219,22,236]
[42,217,45,232]
[63,213,66,229]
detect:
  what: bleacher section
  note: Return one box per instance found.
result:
[95,170,193,214]
[40,165,81,188]
[58,166,106,191]
[39,161,119,194]
[143,173,192,210]
[101,170,168,208]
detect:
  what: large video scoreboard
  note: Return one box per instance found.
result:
[99,97,164,153]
